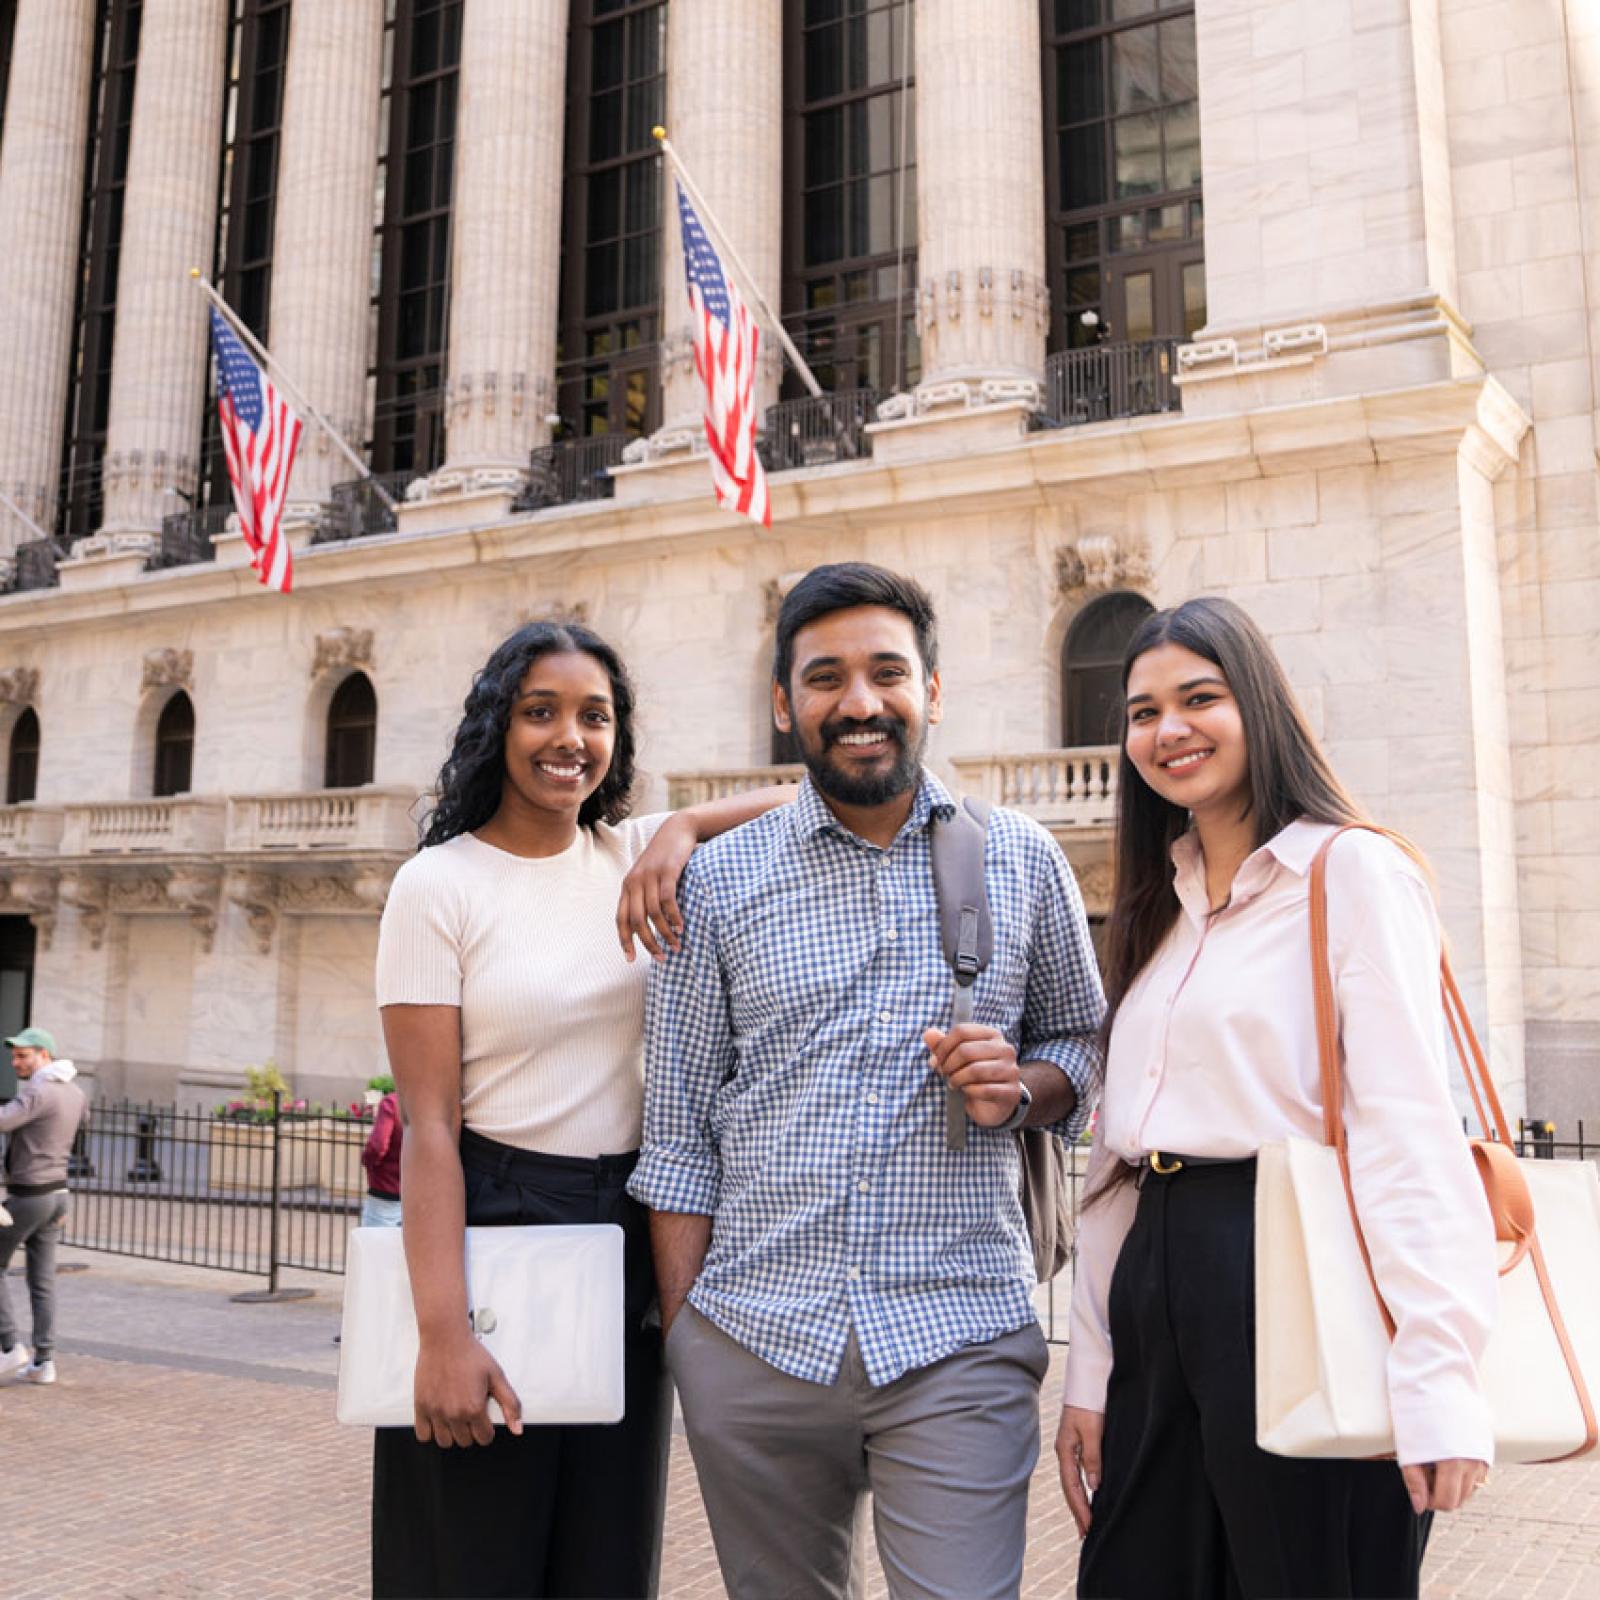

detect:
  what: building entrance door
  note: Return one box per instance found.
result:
[0,915,36,1101]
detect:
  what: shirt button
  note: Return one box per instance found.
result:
[857,1179,870,1193]
[878,1010,892,1024]
[885,927,898,941]
[866,1092,880,1105]
[847,1266,862,1281]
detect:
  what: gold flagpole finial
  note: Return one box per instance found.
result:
[652,125,667,142]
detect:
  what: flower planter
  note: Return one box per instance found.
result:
[207,1121,317,1195]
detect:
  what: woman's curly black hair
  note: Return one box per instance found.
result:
[420,620,637,847]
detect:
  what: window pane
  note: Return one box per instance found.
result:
[1054,0,1103,31]
[1190,196,1204,235]
[1183,261,1207,335]
[1066,265,1099,306]
[622,232,656,308]
[1059,40,1104,124]
[1108,211,1142,253]
[1164,101,1202,190]
[1122,271,1154,341]
[588,167,621,243]
[624,158,658,233]
[1111,26,1160,114]
[807,107,844,185]
[1114,112,1162,197]
[1061,125,1106,210]
[1111,0,1157,18]
[1065,221,1098,261]
[586,241,620,315]
[592,20,625,90]
[1159,18,1198,102]
[628,9,662,79]
[590,89,623,161]
[806,186,845,265]
[1147,201,1184,242]
[806,22,842,99]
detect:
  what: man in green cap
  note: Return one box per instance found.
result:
[0,1026,87,1386]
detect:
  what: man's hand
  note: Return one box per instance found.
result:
[616,814,696,961]
[923,1023,1023,1128]
[1056,1405,1104,1537]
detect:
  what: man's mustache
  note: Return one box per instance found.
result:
[820,716,907,751]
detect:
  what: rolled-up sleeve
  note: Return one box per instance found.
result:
[1019,830,1106,1142]
[627,857,734,1216]
[1332,840,1498,1467]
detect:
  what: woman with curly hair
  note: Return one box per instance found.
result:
[372,619,789,1599]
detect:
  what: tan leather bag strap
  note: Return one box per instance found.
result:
[1308,824,1597,1461]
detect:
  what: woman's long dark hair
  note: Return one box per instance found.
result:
[1102,595,1368,1049]
[420,621,637,847]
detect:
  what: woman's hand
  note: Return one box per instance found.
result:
[1056,1404,1105,1537]
[1399,1458,1488,1514]
[413,1328,524,1448]
[617,814,696,961]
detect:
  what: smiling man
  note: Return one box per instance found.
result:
[630,563,1105,1600]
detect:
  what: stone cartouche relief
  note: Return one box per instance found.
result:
[0,667,40,706]
[312,627,375,680]
[227,870,279,956]
[0,868,59,951]
[1054,537,1153,603]
[141,648,194,694]
[58,868,109,952]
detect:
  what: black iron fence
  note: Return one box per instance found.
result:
[152,505,231,569]
[314,472,417,543]
[40,1094,369,1290]
[1039,337,1181,429]
[760,389,880,472]
[9,537,68,592]
[515,434,631,511]
[1513,1118,1593,1162]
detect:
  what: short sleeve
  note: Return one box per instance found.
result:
[375,851,464,1007]
[613,812,671,865]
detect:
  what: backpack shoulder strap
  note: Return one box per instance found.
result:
[930,798,994,1152]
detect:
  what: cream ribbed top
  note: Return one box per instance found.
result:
[375,817,666,1158]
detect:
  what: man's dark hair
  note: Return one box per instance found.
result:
[771,563,939,689]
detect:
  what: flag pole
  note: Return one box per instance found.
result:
[0,489,53,545]
[652,128,825,401]
[189,270,399,513]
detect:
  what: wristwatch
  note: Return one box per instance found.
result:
[997,1079,1033,1133]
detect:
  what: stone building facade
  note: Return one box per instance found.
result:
[0,0,1594,1126]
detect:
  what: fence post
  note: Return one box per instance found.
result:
[230,1088,314,1305]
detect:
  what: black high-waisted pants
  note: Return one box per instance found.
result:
[1076,1159,1431,1600]
[372,1132,671,1599]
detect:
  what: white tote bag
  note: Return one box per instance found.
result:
[336,1223,625,1429]
[1254,826,1600,1464]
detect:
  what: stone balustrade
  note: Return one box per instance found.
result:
[666,765,805,811]
[0,805,64,856]
[60,798,228,856]
[225,788,422,855]
[948,748,1120,831]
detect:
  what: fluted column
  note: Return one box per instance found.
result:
[912,0,1049,410]
[98,0,230,537]
[0,0,98,555]
[654,0,782,450]
[268,0,386,507]
[435,0,569,488]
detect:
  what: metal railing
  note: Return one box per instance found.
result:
[151,506,231,569]
[314,472,418,543]
[760,389,880,472]
[10,537,67,592]
[515,434,630,511]
[1514,1118,1594,1163]
[1039,337,1181,429]
[44,1094,369,1287]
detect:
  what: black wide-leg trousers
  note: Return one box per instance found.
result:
[1077,1160,1431,1600]
[372,1133,671,1600]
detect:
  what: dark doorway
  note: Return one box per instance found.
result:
[0,915,36,1101]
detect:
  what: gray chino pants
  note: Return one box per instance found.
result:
[667,1305,1049,1600]
[0,1190,70,1362]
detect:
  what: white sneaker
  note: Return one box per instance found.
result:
[24,1359,55,1385]
[0,1345,29,1383]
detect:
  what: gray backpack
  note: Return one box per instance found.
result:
[930,797,1074,1284]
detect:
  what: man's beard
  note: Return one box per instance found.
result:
[800,713,927,807]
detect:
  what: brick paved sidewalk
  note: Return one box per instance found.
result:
[4,1250,1596,1598]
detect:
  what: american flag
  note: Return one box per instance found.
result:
[677,183,770,527]
[209,306,303,593]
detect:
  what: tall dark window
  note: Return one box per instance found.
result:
[153,692,195,797]
[556,0,665,439]
[59,0,142,542]
[782,0,917,397]
[324,673,377,789]
[1043,1,1203,351]
[0,1,18,154]
[372,0,461,474]
[5,709,39,805]
[1062,590,1152,746]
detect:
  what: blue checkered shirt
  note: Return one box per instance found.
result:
[628,770,1104,1386]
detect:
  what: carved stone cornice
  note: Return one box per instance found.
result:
[274,861,397,916]
[1055,536,1153,602]
[0,667,39,706]
[165,867,223,954]
[0,867,59,950]
[312,627,374,680]
[141,648,194,694]
[62,863,223,953]
[226,868,279,956]
[58,867,108,951]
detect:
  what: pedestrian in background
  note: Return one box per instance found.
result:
[1058,596,1496,1600]
[372,619,791,1600]
[360,1090,403,1227]
[0,1026,89,1388]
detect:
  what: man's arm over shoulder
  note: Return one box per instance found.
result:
[0,1080,41,1133]
[998,808,1106,1139]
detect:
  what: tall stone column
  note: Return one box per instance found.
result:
[912,0,1049,411]
[98,0,229,539]
[653,0,782,452]
[433,0,569,492]
[0,0,99,557]
[268,0,386,508]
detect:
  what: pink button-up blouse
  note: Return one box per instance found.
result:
[1063,819,1499,1467]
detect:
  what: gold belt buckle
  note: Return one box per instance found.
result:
[1149,1152,1184,1175]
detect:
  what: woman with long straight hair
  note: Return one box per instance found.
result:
[1055,596,1498,1599]
[372,619,789,1599]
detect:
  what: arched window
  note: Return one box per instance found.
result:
[153,693,195,797]
[1061,591,1154,747]
[6,709,39,805]
[325,674,377,789]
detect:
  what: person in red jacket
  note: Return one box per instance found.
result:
[360,1092,402,1227]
